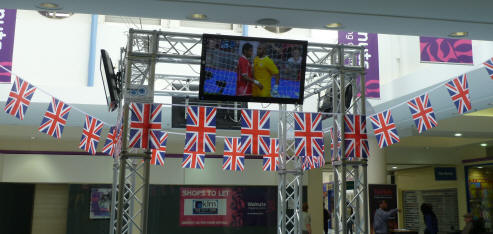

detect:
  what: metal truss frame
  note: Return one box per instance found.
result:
[331,47,368,234]
[110,28,367,234]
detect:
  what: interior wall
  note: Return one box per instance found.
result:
[31,184,69,234]
[394,166,466,229]
[0,154,287,185]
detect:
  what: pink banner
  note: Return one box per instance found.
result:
[420,36,473,64]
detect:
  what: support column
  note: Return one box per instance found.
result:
[367,137,387,184]
[308,168,323,234]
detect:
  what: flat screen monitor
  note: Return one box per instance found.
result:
[100,49,119,112]
[199,34,308,104]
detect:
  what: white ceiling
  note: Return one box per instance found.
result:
[2,0,493,40]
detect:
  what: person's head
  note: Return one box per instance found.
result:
[421,203,432,214]
[242,43,253,58]
[464,213,473,223]
[293,48,301,58]
[378,200,388,210]
[257,44,267,57]
[302,202,308,212]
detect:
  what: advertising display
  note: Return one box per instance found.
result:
[199,34,307,104]
[420,36,473,64]
[369,184,398,234]
[338,31,380,98]
[89,188,111,219]
[0,9,17,83]
[180,186,276,227]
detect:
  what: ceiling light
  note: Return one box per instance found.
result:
[189,13,207,20]
[325,22,343,29]
[392,166,398,169]
[454,133,462,137]
[477,166,483,169]
[480,143,487,147]
[37,2,61,10]
[256,18,280,26]
[449,32,468,37]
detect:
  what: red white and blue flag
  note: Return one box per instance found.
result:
[407,94,438,133]
[294,112,324,157]
[316,154,325,168]
[151,131,168,166]
[79,115,103,155]
[483,57,493,79]
[222,137,245,171]
[38,97,71,139]
[129,103,162,149]
[4,77,36,120]
[445,74,471,114]
[102,126,118,156]
[262,138,279,172]
[344,114,369,159]
[302,156,315,171]
[369,110,400,148]
[330,125,341,162]
[185,106,216,153]
[182,151,205,169]
[241,109,270,155]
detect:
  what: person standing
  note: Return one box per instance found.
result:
[373,200,399,234]
[236,43,262,96]
[301,202,312,234]
[420,203,438,234]
[253,43,280,97]
[323,204,330,234]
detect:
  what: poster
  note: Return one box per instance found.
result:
[338,31,380,98]
[179,186,276,226]
[0,9,16,83]
[89,188,111,219]
[369,184,398,234]
[420,36,473,64]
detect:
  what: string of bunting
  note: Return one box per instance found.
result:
[1,57,493,171]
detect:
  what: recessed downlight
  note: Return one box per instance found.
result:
[449,32,468,37]
[480,143,488,147]
[37,2,61,10]
[325,22,343,29]
[256,18,280,26]
[392,166,398,169]
[189,13,207,20]
[477,166,484,169]
[454,133,462,137]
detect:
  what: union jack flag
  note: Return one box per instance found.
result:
[262,138,279,172]
[407,94,438,133]
[185,106,216,153]
[294,112,323,157]
[4,77,37,120]
[102,126,118,156]
[129,103,162,149]
[79,115,103,155]
[222,137,245,171]
[483,57,493,79]
[369,110,400,148]
[302,156,315,171]
[344,114,369,158]
[38,97,72,139]
[445,74,471,114]
[330,125,341,162]
[151,131,168,166]
[316,154,326,168]
[182,151,205,169]
[241,109,270,155]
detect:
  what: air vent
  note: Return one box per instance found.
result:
[104,15,161,26]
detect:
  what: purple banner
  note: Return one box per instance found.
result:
[0,9,16,83]
[338,31,380,98]
[420,36,473,64]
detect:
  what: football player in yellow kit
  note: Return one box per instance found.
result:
[253,44,280,97]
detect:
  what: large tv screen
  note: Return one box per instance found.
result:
[199,34,308,104]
